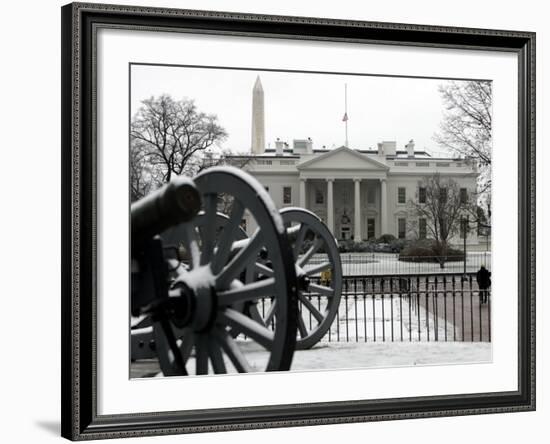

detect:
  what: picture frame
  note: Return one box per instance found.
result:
[61,2,535,440]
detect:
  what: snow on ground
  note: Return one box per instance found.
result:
[131,341,492,378]
[290,341,491,371]
[319,295,454,343]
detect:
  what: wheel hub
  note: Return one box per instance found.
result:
[172,265,218,332]
[295,265,310,291]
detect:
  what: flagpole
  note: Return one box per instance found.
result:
[344,83,348,147]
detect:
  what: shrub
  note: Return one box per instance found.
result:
[389,238,410,253]
[337,240,375,253]
[377,233,396,243]
[399,239,463,262]
[337,239,356,253]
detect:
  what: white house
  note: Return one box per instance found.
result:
[226,77,479,245]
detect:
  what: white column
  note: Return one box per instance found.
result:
[380,178,387,235]
[326,179,334,235]
[354,178,361,241]
[299,178,307,209]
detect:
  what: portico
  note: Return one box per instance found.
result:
[296,147,390,240]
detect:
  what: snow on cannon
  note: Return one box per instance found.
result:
[131,167,299,376]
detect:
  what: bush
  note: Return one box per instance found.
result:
[399,239,463,262]
[337,239,355,253]
[337,240,375,253]
[377,233,396,243]
[389,238,410,253]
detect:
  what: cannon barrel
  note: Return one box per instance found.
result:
[131,176,201,245]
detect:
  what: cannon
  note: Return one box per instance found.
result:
[131,167,344,376]
[131,167,298,376]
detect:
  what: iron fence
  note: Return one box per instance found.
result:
[256,273,491,343]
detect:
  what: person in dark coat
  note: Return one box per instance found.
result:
[476,265,491,304]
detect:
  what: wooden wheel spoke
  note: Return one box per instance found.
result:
[292,224,308,258]
[200,194,218,266]
[308,283,335,297]
[195,334,209,375]
[297,313,308,338]
[297,238,323,267]
[208,335,227,374]
[156,320,188,376]
[264,300,277,326]
[248,303,267,327]
[214,328,251,373]
[182,224,201,269]
[219,308,274,350]
[211,201,245,274]
[254,262,274,277]
[304,261,332,276]
[216,229,263,288]
[178,329,194,364]
[217,278,276,306]
[299,293,325,323]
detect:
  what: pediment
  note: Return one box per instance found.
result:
[297,146,389,171]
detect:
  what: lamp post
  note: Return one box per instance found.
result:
[462,216,469,279]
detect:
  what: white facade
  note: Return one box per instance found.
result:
[228,144,479,245]
[229,77,479,245]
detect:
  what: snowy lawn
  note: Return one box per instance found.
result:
[131,341,492,378]
[290,341,492,371]
[310,251,493,276]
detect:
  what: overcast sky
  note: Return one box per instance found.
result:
[131,65,473,157]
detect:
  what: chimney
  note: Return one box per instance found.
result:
[306,137,313,154]
[378,141,396,157]
[405,139,415,158]
[275,138,284,156]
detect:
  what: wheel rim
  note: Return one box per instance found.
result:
[151,167,298,376]
[280,207,343,349]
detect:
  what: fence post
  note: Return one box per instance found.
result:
[363,277,367,342]
[443,275,448,342]
[390,277,394,342]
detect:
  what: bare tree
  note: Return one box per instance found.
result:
[408,174,474,268]
[435,81,492,166]
[130,95,228,187]
[434,81,492,224]
[130,139,163,202]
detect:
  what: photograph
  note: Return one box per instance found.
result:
[129,65,493,378]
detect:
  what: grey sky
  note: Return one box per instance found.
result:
[131,65,468,157]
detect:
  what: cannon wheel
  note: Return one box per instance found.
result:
[280,207,342,350]
[152,167,298,376]
[130,213,248,363]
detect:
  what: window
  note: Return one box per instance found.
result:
[418,187,426,204]
[439,187,447,204]
[419,218,427,239]
[283,186,292,204]
[398,187,406,204]
[367,218,375,239]
[460,188,468,204]
[398,218,406,239]
[315,188,324,204]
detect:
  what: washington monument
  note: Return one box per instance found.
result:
[251,76,265,154]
